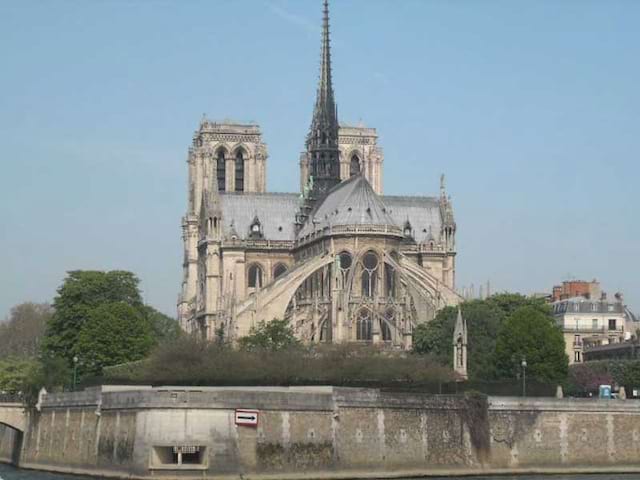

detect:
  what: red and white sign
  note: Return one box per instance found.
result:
[235,409,259,427]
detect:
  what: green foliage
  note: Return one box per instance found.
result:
[413,301,503,379]
[75,302,155,376]
[0,358,37,394]
[43,270,143,363]
[238,319,301,352]
[413,293,562,382]
[21,356,71,406]
[0,302,52,358]
[105,336,454,387]
[485,293,551,318]
[144,305,181,345]
[493,306,568,384]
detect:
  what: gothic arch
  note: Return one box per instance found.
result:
[273,263,289,280]
[233,146,247,192]
[355,308,373,341]
[247,263,264,289]
[215,146,229,192]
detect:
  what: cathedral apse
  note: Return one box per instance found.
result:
[177,0,461,349]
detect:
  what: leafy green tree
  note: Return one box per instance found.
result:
[0,358,36,394]
[485,293,551,318]
[413,301,503,380]
[493,306,568,383]
[238,319,301,352]
[75,302,155,376]
[43,270,144,363]
[0,302,52,358]
[144,306,181,344]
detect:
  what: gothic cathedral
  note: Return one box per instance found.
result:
[178,1,461,348]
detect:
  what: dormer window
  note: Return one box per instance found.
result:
[249,216,263,239]
[403,220,413,237]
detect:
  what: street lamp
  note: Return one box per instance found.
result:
[73,356,79,391]
[521,358,527,397]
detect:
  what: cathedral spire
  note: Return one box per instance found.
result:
[306,0,341,198]
[313,0,337,129]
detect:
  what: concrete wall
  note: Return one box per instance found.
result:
[8,386,640,479]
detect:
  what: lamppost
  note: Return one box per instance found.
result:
[73,356,79,391]
[521,358,527,397]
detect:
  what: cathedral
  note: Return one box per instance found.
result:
[177,1,461,349]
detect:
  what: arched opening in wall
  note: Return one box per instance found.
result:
[385,263,396,298]
[356,309,373,341]
[235,149,245,192]
[319,319,331,342]
[382,309,395,342]
[216,148,226,192]
[273,263,288,280]
[361,251,379,298]
[350,154,361,177]
[247,264,263,289]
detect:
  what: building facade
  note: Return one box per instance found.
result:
[552,295,629,364]
[177,1,461,348]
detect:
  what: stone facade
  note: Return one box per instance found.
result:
[177,1,461,346]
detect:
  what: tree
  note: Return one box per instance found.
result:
[413,293,556,381]
[238,319,301,352]
[43,270,144,363]
[0,302,52,358]
[75,302,155,376]
[144,306,181,344]
[493,306,568,384]
[0,358,36,394]
[413,301,503,380]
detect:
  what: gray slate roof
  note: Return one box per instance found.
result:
[220,192,299,241]
[298,175,397,237]
[218,179,444,245]
[383,195,442,244]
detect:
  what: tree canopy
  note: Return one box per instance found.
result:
[43,270,144,362]
[238,319,301,352]
[493,306,568,384]
[76,302,155,376]
[413,293,564,382]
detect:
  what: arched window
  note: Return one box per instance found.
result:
[216,148,226,192]
[356,310,373,341]
[235,150,245,192]
[361,251,379,297]
[247,264,263,289]
[273,263,288,280]
[350,154,360,177]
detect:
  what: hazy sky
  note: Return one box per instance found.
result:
[1,0,638,319]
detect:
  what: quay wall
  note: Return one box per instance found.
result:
[5,386,640,479]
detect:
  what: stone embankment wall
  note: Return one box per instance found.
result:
[3,386,640,479]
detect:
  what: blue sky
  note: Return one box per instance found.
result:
[0,0,638,318]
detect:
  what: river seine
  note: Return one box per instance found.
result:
[2,463,640,480]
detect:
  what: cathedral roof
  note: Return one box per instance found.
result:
[298,175,398,238]
[220,192,299,241]
[382,195,442,244]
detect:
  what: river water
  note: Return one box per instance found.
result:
[1,463,640,480]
